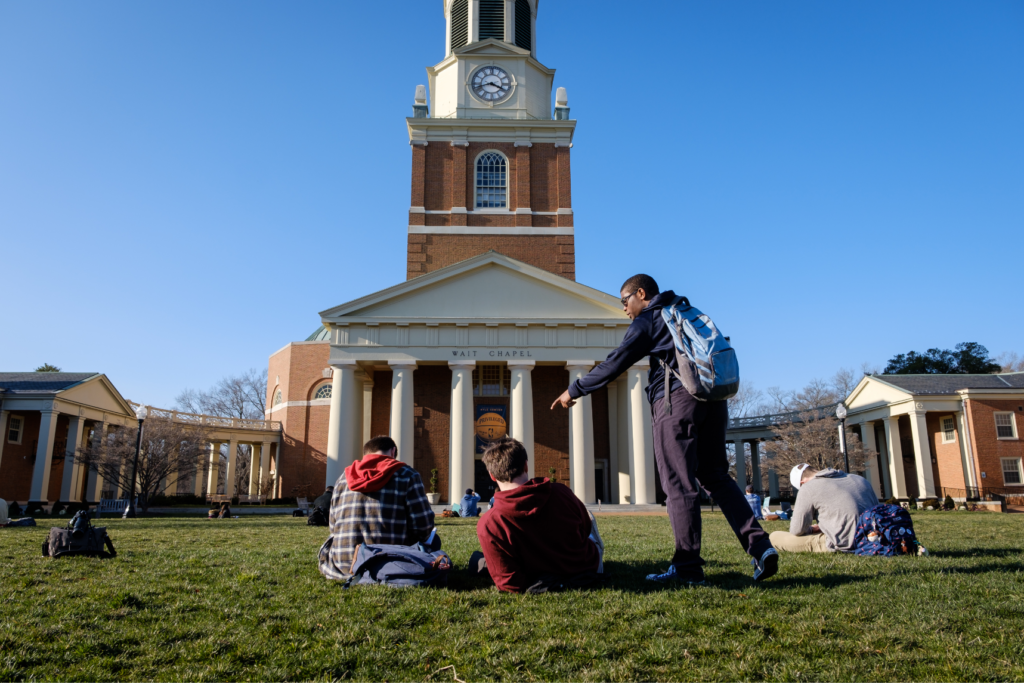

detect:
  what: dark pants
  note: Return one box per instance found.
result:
[652,388,772,578]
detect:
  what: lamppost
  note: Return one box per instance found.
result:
[123,405,148,519]
[836,403,849,473]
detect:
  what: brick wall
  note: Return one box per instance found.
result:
[965,399,1024,490]
[413,366,452,501]
[407,234,575,279]
[532,365,571,483]
[927,413,966,492]
[0,412,42,501]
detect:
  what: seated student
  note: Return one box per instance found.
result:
[744,485,764,520]
[769,464,878,553]
[318,436,437,580]
[313,486,334,512]
[460,489,481,517]
[476,437,603,593]
[218,501,231,518]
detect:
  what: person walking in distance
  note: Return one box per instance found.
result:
[551,274,779,584]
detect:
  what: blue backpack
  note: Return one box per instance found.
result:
[659,296,740,411]
[853,504,920,556]
[346,542,452,587]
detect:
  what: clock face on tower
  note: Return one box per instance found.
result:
[470,65,514,104]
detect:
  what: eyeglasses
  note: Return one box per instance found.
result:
[620,291,637,307]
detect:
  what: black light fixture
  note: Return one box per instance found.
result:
[123,405,148,518]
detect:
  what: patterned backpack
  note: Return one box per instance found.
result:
[658,296,740,412]
[852,504,920,556]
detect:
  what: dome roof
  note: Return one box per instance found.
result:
[306,325,330,342]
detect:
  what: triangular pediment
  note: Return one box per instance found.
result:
[321,252,624,323]
[454,38,531,58]
[845,375,913,412]
[59,375,136,418]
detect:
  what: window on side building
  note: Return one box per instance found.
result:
[941,416,957,443]
[995,412,1018,439]
[475,151,507,208]
[1001,458,1023,485]
[7,415,23,444]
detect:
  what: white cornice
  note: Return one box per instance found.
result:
[408,225,573,235]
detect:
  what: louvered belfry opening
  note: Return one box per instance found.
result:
[478,0,505,40]
[514,0,531,51]
[450,0,469,51]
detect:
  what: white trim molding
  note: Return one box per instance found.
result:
[408,225,574,235]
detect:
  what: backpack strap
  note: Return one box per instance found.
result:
[101,533,117,559]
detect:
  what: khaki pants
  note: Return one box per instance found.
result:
[769,530,832,553]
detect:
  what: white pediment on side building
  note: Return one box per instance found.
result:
[57,375,136,418]
[844,376,913,413]
[320,252,625,324]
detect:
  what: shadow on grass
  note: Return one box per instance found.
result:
[601,561,874,593]
[931,548,1024,559]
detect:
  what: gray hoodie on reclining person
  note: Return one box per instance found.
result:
[789,469,879,552]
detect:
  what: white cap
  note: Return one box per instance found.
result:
[414,84,427,104]
[790,463,810,490]
[555,87,568,106]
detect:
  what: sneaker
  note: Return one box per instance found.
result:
[751,547,779,581]
[917,545,929,557]
[645,564,706,585]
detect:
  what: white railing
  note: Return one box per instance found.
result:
[728,403,839,431]
[128,402,282,432]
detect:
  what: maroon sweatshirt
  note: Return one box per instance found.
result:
[477,477,600,593]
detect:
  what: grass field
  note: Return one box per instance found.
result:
[1,512,1022,682]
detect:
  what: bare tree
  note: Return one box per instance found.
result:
[728,381,768,418]
[175,368,268,420]
[763,410,867,479]
[997,352,1024,373]
[76,419,211,514]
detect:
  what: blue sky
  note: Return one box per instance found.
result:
[2,1,1021,409]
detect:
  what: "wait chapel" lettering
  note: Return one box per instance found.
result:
[451,349,534,358]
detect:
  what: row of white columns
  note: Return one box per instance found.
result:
[324,359,658,506]
[200,440,276,498]
[857,413,938,499]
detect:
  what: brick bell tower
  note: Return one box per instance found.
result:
[406,0,576,280]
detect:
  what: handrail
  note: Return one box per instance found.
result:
[127,402,282,432]
[727,402,841,431]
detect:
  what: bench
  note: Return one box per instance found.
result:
[206,494,231,505]
[97,498,132,517]
[236,495,266,505]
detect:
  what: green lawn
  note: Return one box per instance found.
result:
[1,512,1022,682]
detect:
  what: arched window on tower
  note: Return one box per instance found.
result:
[478,0,504,40]
[514,0,532,51]
[450,0,468,51]
[314,384,332,400]
[475,152,507,208]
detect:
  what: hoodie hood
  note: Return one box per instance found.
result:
[491,477,552,518]
[345,453,407,493]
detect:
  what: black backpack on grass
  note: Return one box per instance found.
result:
[307,506,329,527]
[42,511,117,559]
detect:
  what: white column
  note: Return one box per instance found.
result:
[449,361,475,504]
[626,362,656,504]
[59,416,85,502]
[615,376,630,503]
[389,362,417,466]
[734,440,747,489]
[508,360,535,477]
[248,444,262,495]
[751,440,762,492]
[566,362,596,504]
[326,361,363,487]
[30,410,60,502]
[769,468,780,498]
[260,440,272,495]
[884,416,908,498]
[606,379,619,504]
[194,441,207,497]
[224,439,238,497]
[0,410,8,473]
[956,411,976,489]
[859,421,883,498]
[909,411,936,498]
[165,472,178,496]
[207,442,221,495]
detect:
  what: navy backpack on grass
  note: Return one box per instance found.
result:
[346,542,451,588]
[852,504,922,556]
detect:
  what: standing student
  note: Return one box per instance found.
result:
[551,274,778,584]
